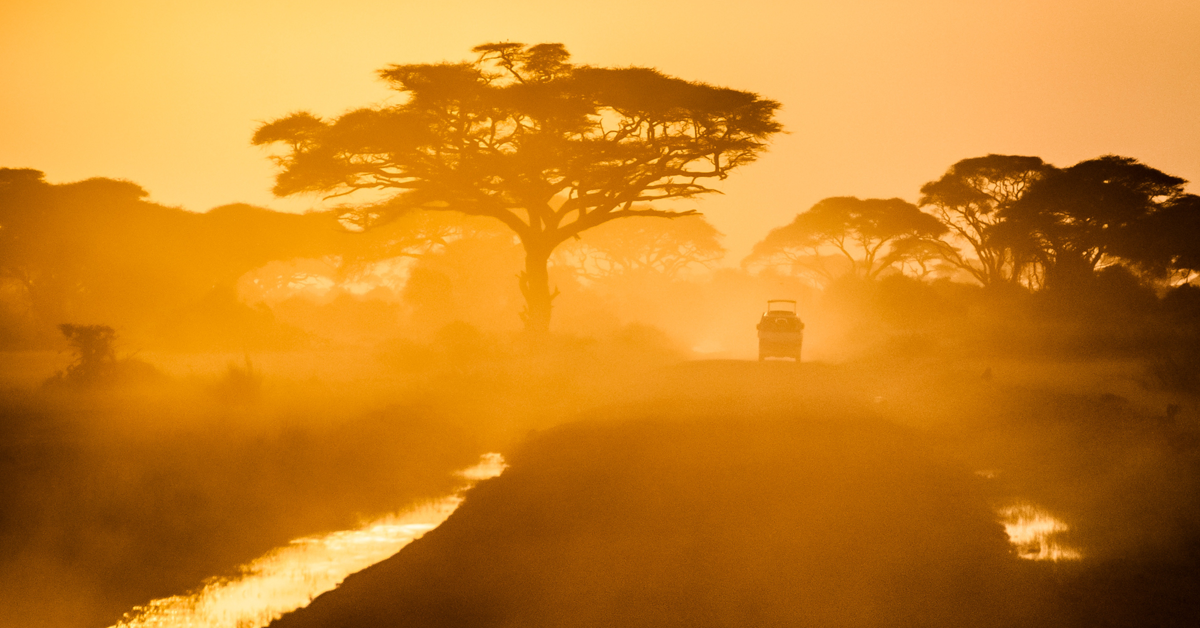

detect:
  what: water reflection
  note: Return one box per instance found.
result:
[1000,503,1082,561]
[111,453,507,628]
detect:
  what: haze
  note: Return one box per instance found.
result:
[2,2,1200,628]
[3,0,1198,257]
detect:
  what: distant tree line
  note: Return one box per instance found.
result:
[747,154,1200,292]
[4,35,1199,351]
[0,167,730,349]
[4,151,1198,350]
[0,168,467,348]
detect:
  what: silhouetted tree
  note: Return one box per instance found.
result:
[402,231,526,333]
[886,236,957,280]
[918,155,1051,286]
[1003,155,1190,288]
[240,211,509,304]
[252,42,782,332]
[554,214,725,282]
[335,211,504,269]
[57,323,117,383]
[746,197,947,285]
[1111,193,1200,284]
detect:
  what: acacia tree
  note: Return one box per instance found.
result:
[745,197,947,285]
[886,236,957,280]
[554,214,725,282]
[1133,194,1200,283]
[253,42,781,332]
[918,154,1051,286]
[1003,155,1190,287]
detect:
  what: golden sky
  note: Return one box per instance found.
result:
[3,0,1198,258]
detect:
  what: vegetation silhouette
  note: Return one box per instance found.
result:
[45,323,163,388]
[253,42,783,332]
[0,168,475,350]
[746,196,948,286]
[4,114,1200,628]
[0,375,487,628]
[554,213,725,282]
[750,153,1200,297]
[1004,155,1194,289]
[55,324,117,383]
[918,154,1050,286]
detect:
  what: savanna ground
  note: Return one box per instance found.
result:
[2,277,1200,627]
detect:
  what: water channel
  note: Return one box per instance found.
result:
[110,455,1077,628]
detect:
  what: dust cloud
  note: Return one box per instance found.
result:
[2,163,1200,628]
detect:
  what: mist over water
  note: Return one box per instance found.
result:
[111,454,506,628]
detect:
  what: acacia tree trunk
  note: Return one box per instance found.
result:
[519,245,556,334]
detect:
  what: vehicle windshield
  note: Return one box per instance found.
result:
[765,300,797,315]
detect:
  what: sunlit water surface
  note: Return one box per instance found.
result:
[112,456,1077,628]
[1000,503,1082,561]
[111,453,507,628]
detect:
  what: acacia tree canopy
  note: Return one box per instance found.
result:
[253,42,782,332]
[1138,194,1200,280]
[1003,155,1190,286]
[747,197,947,284]
[918,154,1050,286]
[555,214,725,282]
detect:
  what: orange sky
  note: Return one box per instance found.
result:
[3,0,1198,259]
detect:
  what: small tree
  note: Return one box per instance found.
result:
[57,323,117,383]
[253,43,782,332]
[746,197,947,285]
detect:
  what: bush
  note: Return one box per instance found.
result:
[56,324,118,384]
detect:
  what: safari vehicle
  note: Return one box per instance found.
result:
[757,300,804,361]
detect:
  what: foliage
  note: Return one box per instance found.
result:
[238,211,512,307]
[919,154,1051,286]
[1108,192,1200,284]
[0,169,367,348]
[746,196,947,285]
[253,42,782,332]
[885,236,958,280]
[1003,156,1191,287]
[399,231,526,335]
[56,323,117,383]
[334,210,508,270]
[554,214,725,282]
